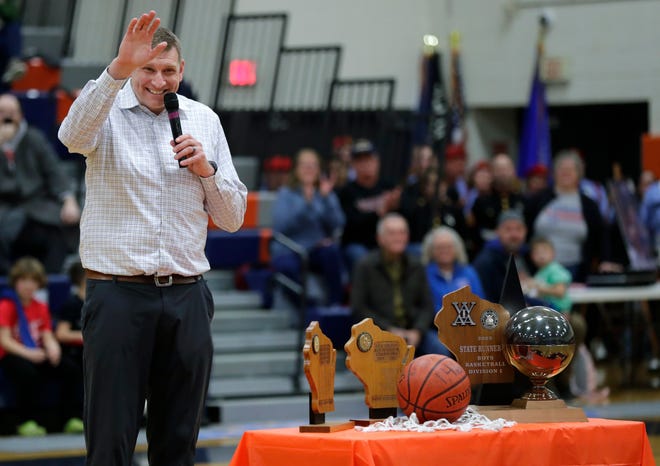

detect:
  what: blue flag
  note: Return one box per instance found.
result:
[517,58,552,178]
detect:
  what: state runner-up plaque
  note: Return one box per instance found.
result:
[434,286,515,390]
[300,321,354,432]
[344,318,414,426]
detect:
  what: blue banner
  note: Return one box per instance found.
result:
[517,59,552,178]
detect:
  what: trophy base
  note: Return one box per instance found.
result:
[476,399,588,423]
[351,418,388,427]
[350,406,398,426]
[299,420,355,433]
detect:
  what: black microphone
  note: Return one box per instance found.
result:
[164,92,185,168]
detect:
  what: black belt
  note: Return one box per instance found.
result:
[85,270,201,287]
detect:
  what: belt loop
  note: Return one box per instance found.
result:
[112,276,118,284]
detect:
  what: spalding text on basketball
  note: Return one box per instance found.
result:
[445,387,471,408]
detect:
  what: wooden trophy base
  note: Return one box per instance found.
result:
[350,407,397,427]
[476,398,588,423]
[299,395,355,433]
[299,421,355,433]
[351,418,386,427]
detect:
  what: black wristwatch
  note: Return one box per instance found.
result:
[208,160,218,175]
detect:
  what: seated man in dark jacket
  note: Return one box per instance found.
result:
[350,212,443,355]
[0,93,80,273]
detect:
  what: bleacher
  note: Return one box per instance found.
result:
[203,186,359,422]
[0,188,362,464]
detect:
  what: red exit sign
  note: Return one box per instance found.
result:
[229,60,257,87]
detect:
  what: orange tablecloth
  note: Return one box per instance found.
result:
[228,418,655,466]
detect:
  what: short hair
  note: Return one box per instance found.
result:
[376,212,407,236]
[68,260,85,287]
[9,256,47,289]
[530,235,554,251]
[152,27,182,62]
[553,149,584,179]
[420,226,468,265]
[496,209,525,228]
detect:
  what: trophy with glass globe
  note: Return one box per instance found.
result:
[501,305,586,421]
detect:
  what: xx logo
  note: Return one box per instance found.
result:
[451,301,477,327]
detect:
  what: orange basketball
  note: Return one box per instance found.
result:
[397,354,471,423]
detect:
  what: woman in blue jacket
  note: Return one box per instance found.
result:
[422,226,485,309]
[271,148,346,305]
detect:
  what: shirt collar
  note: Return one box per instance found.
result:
[117,79,192,118]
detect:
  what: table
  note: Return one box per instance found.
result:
[228,418,655,466]
[568,282,660,304]
[568,283,660,364]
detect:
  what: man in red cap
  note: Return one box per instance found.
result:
[525,163,549,197]
[444,143,468,206]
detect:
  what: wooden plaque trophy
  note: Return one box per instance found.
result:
[434,286,515,389]
[300,321,354,432]
[344,318,415,425]
[434,256,586,423]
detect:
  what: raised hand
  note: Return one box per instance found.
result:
[109,10,168,79]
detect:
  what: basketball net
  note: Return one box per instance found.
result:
[354,407,516,433]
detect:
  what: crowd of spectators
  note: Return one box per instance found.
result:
[0,87,83,435]
[270,138,631,303]
[269,137,660,405]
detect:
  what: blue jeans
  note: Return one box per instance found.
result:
[272,243,344,305]
[420,329,453,358]
[342,243,370,276]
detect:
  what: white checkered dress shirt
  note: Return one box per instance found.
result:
[58,70,247,276]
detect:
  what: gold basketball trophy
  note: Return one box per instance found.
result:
[300,321,354,432]
[435,256,586,423]
[344,318,415,426]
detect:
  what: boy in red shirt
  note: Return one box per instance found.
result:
[0,257,82,435]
